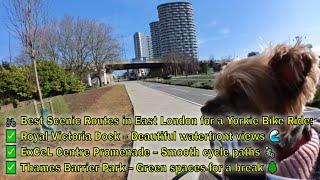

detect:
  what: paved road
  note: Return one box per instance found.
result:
[140,81,320,118]
[124,81,319,180]
[140,81,216,106]
[124,81,214,180]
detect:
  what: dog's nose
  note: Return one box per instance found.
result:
[201,105,210,115]
[201,103,226,116]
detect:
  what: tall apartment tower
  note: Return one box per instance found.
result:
[156,2,198,59]
[133,32,153,62]
[149,21,161,59]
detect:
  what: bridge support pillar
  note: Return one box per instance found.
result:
[87,73,92,87]
[127,69,130,80]
[103,69,107,84]
[99,69,113,85]
[105,73,113,84]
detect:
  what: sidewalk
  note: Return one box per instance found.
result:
[124,81,216,180]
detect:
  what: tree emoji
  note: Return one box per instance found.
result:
[268,161,277,174]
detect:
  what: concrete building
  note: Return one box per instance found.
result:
[155,2,198,59]
[133,32,153,61]
[149,21,161,59]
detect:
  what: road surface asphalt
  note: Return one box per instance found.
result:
[140,81,320,118]
[124,81,213,180]
[124,81,319,180]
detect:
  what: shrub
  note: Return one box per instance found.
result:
[35,60,84,97]
[191,81,213,89]
[0,65,35,105]
[0,61,84,106]
[309,86,320,108]
[66,73,85,93]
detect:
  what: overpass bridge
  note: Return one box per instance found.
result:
[104,61,168,70]
[87,61,171,86]
[87,61,227,86]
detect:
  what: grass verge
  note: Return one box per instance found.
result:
[0,95,69,125]
[0,84,134,180]
[145,76,214,89]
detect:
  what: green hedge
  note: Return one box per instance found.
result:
[36,60,84,97]
[146,78,214,90]
[0,65,35,106]
[0,61,84,106]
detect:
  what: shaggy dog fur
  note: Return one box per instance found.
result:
[201,41,320,172]
[202,41,319,115]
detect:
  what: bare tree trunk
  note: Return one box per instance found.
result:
[32,59,44,109]
[98,76,102,87]
[5,0,46,109]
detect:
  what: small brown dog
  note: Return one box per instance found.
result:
[201,40,320,179]
[201,41,319,116]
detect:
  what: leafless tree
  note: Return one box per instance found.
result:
[37,19,59,62]
[73,17,93,78]
[89,21,121,86]
[4,0,47,108]
[4,0,46,60]
[56,15,92,78]
[221,55,233,62]
[161,52,180,75]
[57,15,76,68]
[32,14,122,81]
[161,52,199,76]
[6,3,122,81]
[209,55,215,61]
[15,49,31,65]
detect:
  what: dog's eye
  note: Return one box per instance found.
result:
[229,90,245,99]
[229,90,250,105]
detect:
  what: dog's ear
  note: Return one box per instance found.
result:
[268,42,313,94]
